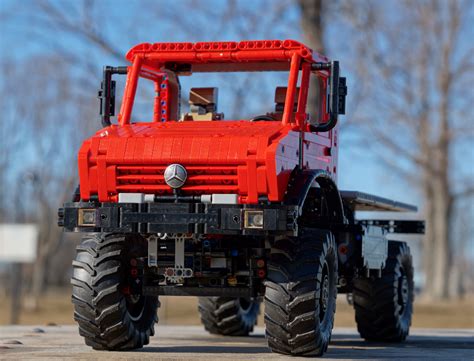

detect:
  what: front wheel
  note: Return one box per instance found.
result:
[264,228,338,356]
[353,241,414,342]
[71,233,159,350]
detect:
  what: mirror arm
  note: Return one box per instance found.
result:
[310,61,346,132]
[99,66,128,127]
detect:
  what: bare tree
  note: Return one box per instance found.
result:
[298,0,325,53]
[341,0,474,299]
[0,61,24,222]
[0,53,97,307]
[297,0,326,118]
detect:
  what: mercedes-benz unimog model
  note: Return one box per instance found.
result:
[58,40,424,357]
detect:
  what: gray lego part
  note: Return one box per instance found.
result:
[210,257,227,268]
[148,235,158,267]
[211,194,238,204]
[201,195,212,203]
[361,226,388,270]
[118,192,144,203]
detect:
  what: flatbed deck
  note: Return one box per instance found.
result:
[341,191,418,212]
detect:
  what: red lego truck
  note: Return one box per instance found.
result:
[58,40,424,357]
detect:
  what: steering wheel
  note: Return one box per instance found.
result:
[249,114,277,122]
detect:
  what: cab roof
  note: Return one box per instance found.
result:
[125,39,329,73]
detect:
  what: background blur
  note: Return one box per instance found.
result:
[0,0,473,327]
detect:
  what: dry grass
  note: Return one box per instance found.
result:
[1,290,473,329]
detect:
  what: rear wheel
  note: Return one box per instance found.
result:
[71,233,159,350]
[353,241,414,342]
[198,297,260,336]
[264,228,338,356]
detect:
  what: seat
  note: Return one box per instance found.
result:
[267,86,300,121]
[183,87,223,121]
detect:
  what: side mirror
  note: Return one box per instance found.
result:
[98,66,127,127]
[310,61,347,132]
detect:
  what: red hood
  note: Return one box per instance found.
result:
[78,121,300,203]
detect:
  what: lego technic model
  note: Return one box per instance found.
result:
[59,40,424,356]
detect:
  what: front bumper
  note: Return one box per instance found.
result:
[58,202,298,236]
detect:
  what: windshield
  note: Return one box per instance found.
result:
[125,70,291,123]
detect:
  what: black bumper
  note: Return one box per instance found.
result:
[58,202,298,235]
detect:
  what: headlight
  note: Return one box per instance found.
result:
[244,210,264,229]
[78,209,96,226]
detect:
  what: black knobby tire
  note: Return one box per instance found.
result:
[198,297,260,336]
[71,233,159,350]
[353,241,414,342]
[264,228,338,356]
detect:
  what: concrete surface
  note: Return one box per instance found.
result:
[0,325,473,360]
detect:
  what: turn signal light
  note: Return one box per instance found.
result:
[78,209,96,227]
[244,210,264,229]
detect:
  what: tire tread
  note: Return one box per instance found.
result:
[71,233,159,350]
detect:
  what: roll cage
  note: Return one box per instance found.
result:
[99,40,347,132]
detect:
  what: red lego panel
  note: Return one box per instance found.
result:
[79,121,314,203]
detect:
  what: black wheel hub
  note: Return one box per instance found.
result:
[398,274,409,312]
[319,264,330,322]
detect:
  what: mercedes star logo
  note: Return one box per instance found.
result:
[164,164,188,189]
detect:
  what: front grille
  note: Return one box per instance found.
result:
[116,165,239,194]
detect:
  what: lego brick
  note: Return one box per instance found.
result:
[189,87,218,105]
[274,86,300,104]
[118,193,144,203]
[211,194,238,204]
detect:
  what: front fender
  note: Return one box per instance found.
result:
[284,168,345,223]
